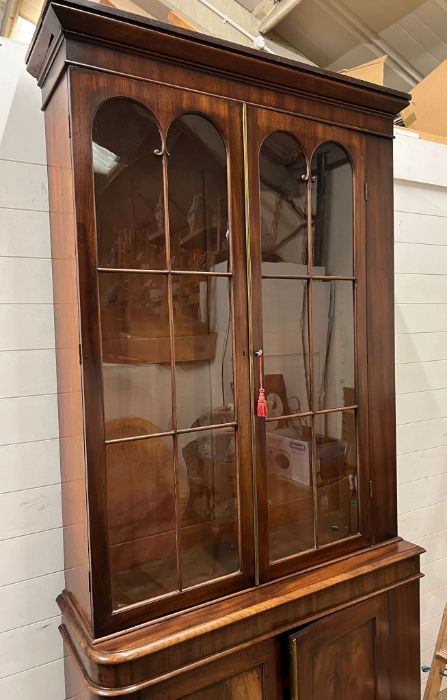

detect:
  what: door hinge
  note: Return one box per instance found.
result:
[68,113,71,139]
[78,343,82,365]
[369,480,374,499]
[364,181,368,201]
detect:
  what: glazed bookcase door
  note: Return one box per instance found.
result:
[245,105,371,582]
[69,68,254,635]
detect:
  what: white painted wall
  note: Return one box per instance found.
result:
[0,38,65,699]
[2,36,447,700]
[394,127,447,695]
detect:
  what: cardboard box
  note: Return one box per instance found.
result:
[266,432,311,485]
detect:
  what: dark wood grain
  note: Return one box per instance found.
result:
[290,593,391,699]
[365,135,398,543]
[68,68,254,635]
[44,72,92,631]
[26,2,419,697]
[58,540,422,694]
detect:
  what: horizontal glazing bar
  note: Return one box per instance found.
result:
[98,267,169,274]
[264,406,357,423]
[105,421,238,446]
[261,274,356,281]
[105,430,175,445]
[314,404,358,415]
[171,269,232,277]
[97,267,232,277]
[311,275,356,282]
[261,274,309,280]
[177,421,237,435]
[265,411,313,423]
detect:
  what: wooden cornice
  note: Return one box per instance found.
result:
[26,0,410,121]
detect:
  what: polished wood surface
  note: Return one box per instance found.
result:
[290,594,391,699]
[69,69,254,634]
[26,2,419,697]
[45,72,92,630]
[27,0,408,137]
[365,135,398,543]
[58,540,422,695]
[246,105,372,582]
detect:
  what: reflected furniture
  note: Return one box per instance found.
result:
[27,1,422,697]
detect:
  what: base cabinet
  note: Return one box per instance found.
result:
[63,559,421,699]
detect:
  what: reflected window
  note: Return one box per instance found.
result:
[167,115,229,272]
[93,99,165,269]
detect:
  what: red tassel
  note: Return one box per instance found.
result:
[257,387,268,418]
[256,350,268,418]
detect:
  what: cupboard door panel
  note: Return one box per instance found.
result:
[140,639,281,699]
[290,595,391,700]
[181,667,263,699]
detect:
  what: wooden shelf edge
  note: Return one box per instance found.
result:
[59,539,423,667]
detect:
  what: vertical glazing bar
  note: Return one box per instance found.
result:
[242,103,259,585]
[307,176,319,550]
[162,150,182,592]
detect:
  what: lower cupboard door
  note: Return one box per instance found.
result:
[139,639,281,699]
[289,594,391,700]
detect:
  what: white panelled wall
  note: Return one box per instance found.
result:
[1,37,447,700]
[0,38,65,698]
[394,128,447,696]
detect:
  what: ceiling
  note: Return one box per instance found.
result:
[268,0,447,90]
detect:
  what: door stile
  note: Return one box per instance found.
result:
[242,102,260,586]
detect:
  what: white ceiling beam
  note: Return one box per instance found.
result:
[315,0,423,88]
[259,0,303,34]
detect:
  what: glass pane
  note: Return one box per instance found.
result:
[92,99,165,269]
[262,278,310,415]
[174,275,234,429]
[266,416,314,561]
[179,427,239,587]
[259,131,307,272]
[314,410,359,546]
[312,280,354,411]
[167,115,229,272]
[99,272,172,438]
[107,436,177,608]
[311,142,353,276]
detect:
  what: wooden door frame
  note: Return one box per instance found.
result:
[245,104,372,583]
[69,66,254,636]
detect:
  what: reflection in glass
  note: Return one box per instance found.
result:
[174,275,234,429]
[314,410,358,546]
[312,280,354,411]
[106,436,177,608]
[99,272,172,438]
[167,115,229,272]
[266,416,314,561]
[92,99,165,269]
[178,428,239,587]
[262,278,309,416]
[311,142,353,276]
[259,131,307,271]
